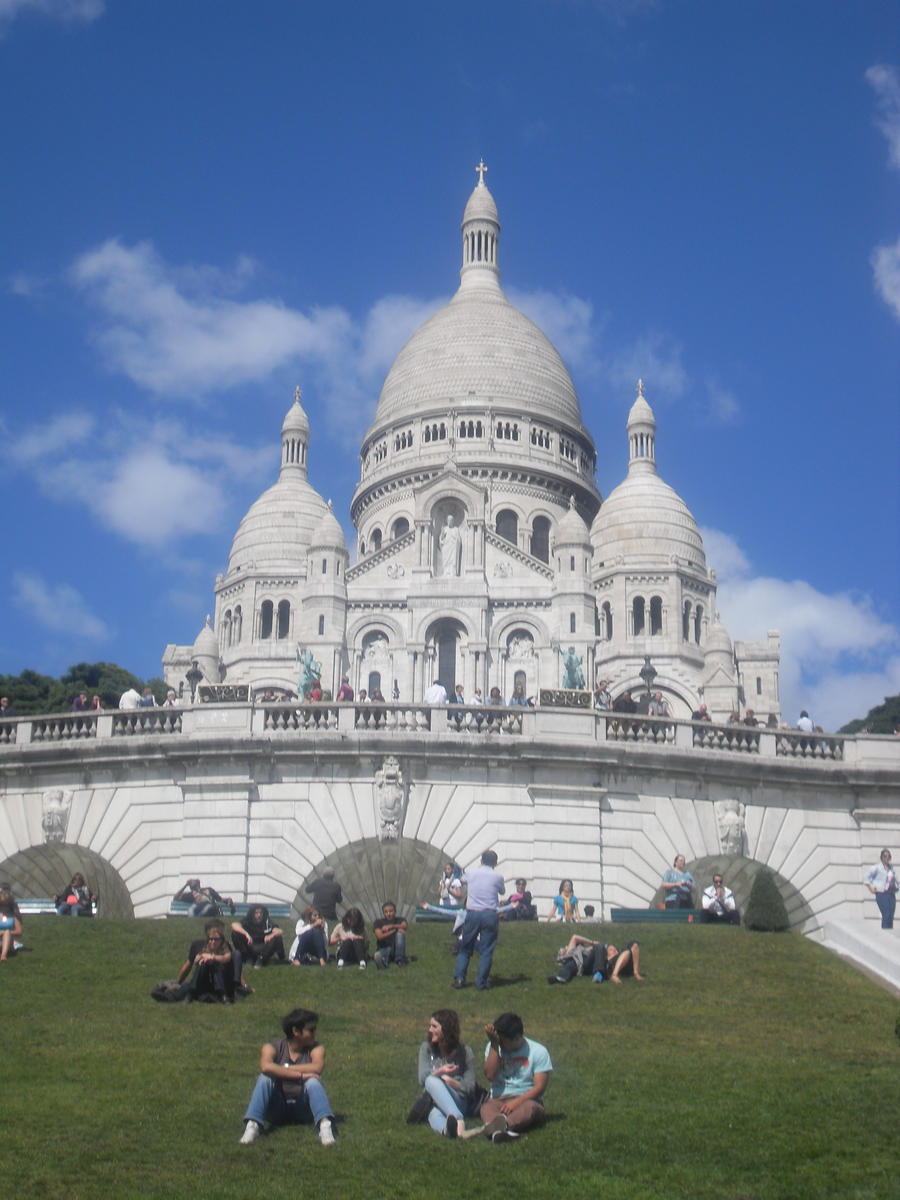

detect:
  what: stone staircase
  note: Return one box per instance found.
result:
[821,918,900,995]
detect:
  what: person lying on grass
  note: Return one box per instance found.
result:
[239,1007,336,1146]
[461,1011,551,1143]
[547,935,644,984]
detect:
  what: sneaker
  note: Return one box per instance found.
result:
[444,1115,459,1139]
[592,971,605,983]
[481,1115,508,1140]
[547,976,559,985]
[492,1129,521,1144]
[359,960,367,970]
[240,1120,262,1145]
[451,978,464,989]
[318,1118,336,1146]
[374,955,387,970]
[337,959,344,969]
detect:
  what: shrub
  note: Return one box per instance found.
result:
[744,868,789,931]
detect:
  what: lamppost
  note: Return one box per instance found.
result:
[639,655,657,708]
[185,660,204,704]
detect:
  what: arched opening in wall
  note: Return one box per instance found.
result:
[602,601,613,640]
[632,596,645,636]
[694,605,703,645]
[513,669,527,694]
[371,528,382,552]
[650,855,815,931]
[0,843,135,918]
[296,838,453,924]
[277,600,291,640]
[530,516,550,563]
[368,670,382,696]
[650,596,663,636]
[425,617,466,692]
[505,627,536,699]
[682,601,691,641]
[260,599,274,639]
[222,610,232,647]
[431,499,466,577]
[233,605,242,642]
[392,517,409,539]
[496,509,518,545]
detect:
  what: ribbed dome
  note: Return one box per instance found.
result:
[282,395,310,437]
[592,472,706,568]
[555,496,590,545]
[192,615,218,656]
[227,476,328,573]
[462,178,499,224]
[370,287,585,429]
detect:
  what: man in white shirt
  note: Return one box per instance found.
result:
[424,680,448,704]
[118,687,141,710]
[452,849,505,991]
[701,873,740,925]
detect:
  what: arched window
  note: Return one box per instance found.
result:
[277,600,291,640]
[233,605,242,642]
[368,670,381,696]
[371,528,382,551]
[496,509,518,545]
[318,614,325,636]
[694,604,703,645]
[569,612,576,633]
[222,610,232,647]
[531,516,550,563]
[602,601,613,640]
[682,601,691,642]
[359,539,366,557]
[392,517,409,539]
[650,596,663,636]
[632,596,645,637]
[260,600,273,640]
[514,669,527,694]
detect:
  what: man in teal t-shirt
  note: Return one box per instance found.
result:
[474,1011,552,1143]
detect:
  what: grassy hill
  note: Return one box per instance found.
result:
[4,916,898,1200]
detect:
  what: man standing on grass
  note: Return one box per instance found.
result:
[465,1011,551,1143]
[373,901,408,968]
[240,1007,336,1146]
[452,849,504,991]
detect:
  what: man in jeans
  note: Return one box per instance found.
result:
[452,849,505,991]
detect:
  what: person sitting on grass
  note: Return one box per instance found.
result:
[410,1008,479,1138]
[0,888,22,962]
[53,871,97,917]
[373,901,408,968]
[330,906,368,969]
[545,878,581,922]
[502,878,537,921]
[239,1007,336,1147]
[464,1011,551,1143]
[547,934,644,985]
[231,904,286,968]
[289,906,329,966]
[174,919,236,1003]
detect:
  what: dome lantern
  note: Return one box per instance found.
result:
[460,158,501,290]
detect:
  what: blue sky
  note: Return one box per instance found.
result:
[0,0,898,730]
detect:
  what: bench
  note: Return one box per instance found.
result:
[610,907,702,924]
[168,900,292,920]
[17,897,99,917]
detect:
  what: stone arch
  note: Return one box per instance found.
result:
[295,836,450,924]
[650,855,814,929]
[0,843,134,918]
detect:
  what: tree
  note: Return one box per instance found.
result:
[839,694,900,736]
[744,869,790,932]
[0,663,151,715]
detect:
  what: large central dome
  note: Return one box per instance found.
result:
[366,167,589,437]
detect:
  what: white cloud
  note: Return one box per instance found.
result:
[0,0,102,26]
[871,236,900,322]
[507,288,599,372]
[703,527,900,730]
[12,570,109,640]
[866,64,900,169]
[606,332,688,401]
[6,410,95,463]
[703,377,741,425]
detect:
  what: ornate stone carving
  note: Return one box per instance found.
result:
[375,755,405,842]
[716,798,745,856]
[493,561,513,577]
[386,562,405,578]
[41,788,72,843]
[507,634,534,661]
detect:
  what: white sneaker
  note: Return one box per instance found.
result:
[337,959,344,968]
[318,1118,336,1146]
[240,1120,262,1145]
[359,960,367,970]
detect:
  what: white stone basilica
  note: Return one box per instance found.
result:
[163,166,780,721]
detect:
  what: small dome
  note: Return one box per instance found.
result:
[554,496,590,546]
[591,472,706,569]
[705,618,733,657]
[227,476,329,574]
[311,501,347,550]
[282,392,310,437]
[462,178,499,225]
[628,386,656,428]
[192,614,218,656]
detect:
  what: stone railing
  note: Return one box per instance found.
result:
[0,705,895,769]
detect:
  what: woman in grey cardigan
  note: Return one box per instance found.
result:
[414,1009,478,1138]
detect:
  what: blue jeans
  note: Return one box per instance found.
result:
[454,909,498,988]
[424,1074,474,1134]
[375,931,407,965]
[243,1074,332,1128]
[875,891,896,929]
[56,903,88,917]
[294,927,328,962]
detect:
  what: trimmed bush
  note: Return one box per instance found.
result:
[744,868,789,931]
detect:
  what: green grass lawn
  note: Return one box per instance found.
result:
[3,916,897,1200]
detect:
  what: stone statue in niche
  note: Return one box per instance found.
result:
[375,755,405,842]
[42,788,73,843]
[562,647,585,690]
[439,515,461,577]
[507,635,534,661]
[715,798,745,856]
